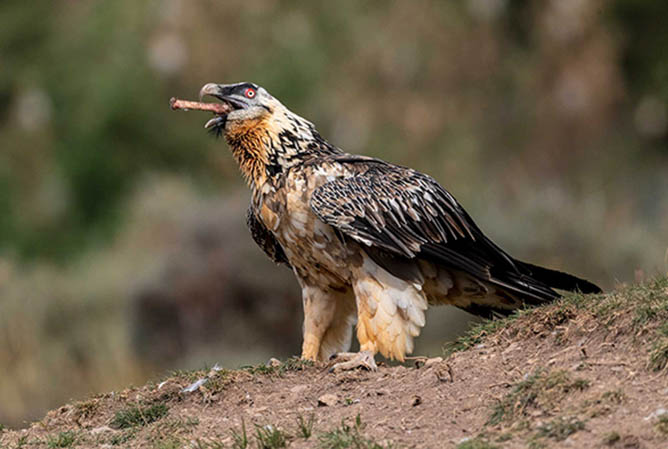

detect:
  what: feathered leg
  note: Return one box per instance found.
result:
[300,285,356,361]
[331,254,428,371]
[316,289,357,361]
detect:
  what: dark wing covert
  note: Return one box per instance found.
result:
[310,159,560,303]
[246,206,291,267]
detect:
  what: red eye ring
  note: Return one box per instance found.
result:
[245,88,256,98]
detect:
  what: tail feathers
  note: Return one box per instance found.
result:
[475,261,602,319]
[518,262,602,294]
[463,263,602,319]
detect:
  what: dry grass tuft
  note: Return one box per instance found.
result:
[110,403,168,429]
[488,369,589,426]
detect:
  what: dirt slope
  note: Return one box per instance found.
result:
[2,279,668,449]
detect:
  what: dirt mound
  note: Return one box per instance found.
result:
[2,279,667,448]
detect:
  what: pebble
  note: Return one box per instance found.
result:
[318,393,338,407]
[290,384,308,394]
[91,426,113,435]
[266,358,281,368]
[644,408,666,420]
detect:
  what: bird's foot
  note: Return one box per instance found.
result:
[328,350,377,373]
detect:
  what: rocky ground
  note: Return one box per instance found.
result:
[2,278,667,449]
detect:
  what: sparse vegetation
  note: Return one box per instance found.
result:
[526,440,546,449]
[296,414,315,439]
[147,415,200,445]
[231,420,249,449]
[648,338,668,371]
[495,433,512,442]
[446,278,668,362]
[2,281,668,449]
[203,372,234,395]
[535,417,585,441]
[656,414,668,435]
[194,439,227,449]
[600,390,625,404]
[280,357,315,373]
[582,389,626,418]
[242,357,314,377]
[16,435,28,448]
[46,431,76,448]
[602,431,621,445]
[109,429,137,446]
[255,424,288,448]
[318,415,390,449]
[73,400,100,421]
[443,313,521,356]
[152,437,184,449]
[110,403,168,429]
[456,436,498,449]
[488,369,590,426]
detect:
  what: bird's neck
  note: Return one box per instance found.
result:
[225,109,342,190]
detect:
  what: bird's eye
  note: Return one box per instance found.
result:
[244,88,256,99]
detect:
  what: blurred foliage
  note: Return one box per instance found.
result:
[0,0,667,268]
[612,0,668,99]
[1,0,668,429]
[0,0,212,260]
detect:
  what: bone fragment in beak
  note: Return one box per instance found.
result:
[169,97,231,115]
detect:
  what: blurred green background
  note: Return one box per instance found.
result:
[1,0,668,428]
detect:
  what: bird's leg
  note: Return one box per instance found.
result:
[300,286,337,361]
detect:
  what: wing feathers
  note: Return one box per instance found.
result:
[310,159,562,304]
[311,164,476,256]
[246,207,291,266]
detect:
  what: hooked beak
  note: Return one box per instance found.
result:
[199,83,224,101]
[199,83,250,130]
[199,83,249,110]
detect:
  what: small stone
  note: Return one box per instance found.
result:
[411,395,422,406]
[435,364,454,382]
[290,384,308,394]
[318,393,339,407]
[266,358,281,368]
[644,407,667,420]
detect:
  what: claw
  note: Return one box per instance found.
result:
[329,350,378,373]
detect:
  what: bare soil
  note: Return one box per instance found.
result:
[2,280,668,449]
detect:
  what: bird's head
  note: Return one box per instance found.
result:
[189,81,340,187]
[198,82,282,139]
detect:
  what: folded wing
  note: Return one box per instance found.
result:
[310,158,568,307]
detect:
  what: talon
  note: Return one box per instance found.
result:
[329,350,377,373]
